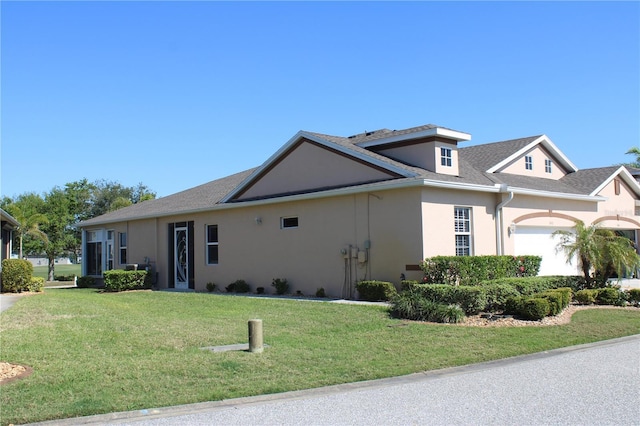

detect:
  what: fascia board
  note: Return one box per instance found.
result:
[356,127,471,148]
[591,166,640,198]
[509,186,605,202]
[1,208,20,227]
[486,135,578,174]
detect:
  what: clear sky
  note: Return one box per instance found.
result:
[2,1,639,199]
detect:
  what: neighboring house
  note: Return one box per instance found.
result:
[1,208,19,266]
[78,124,640,298]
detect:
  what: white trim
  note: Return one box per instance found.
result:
[486,135,578,174]
[590,166,640,198]
[355,127,471,148]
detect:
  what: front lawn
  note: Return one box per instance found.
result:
[32,264,81,281]
[1,289,639,425]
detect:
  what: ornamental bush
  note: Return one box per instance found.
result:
[226,279,250,293]
[1,259,33,293]
[626,289,640,307]
[272,278,289,295]
[410,284,487,315]
[519,298,550,321]
[104,270,150,292]
[420,255,541,286]
[76,276,95,288]
[28,277,45,293]
[356,280,397,301]
[390,290,465,323]
[575,289,598,305]
[596,287,625,306]
[483,283,521,312]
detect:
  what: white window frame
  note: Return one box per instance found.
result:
[206,224,219,265]
[440,147,452,167]
[525,155,533,170]
[454,207,472,256]
[545,159,552,174]
[119,232,127,265]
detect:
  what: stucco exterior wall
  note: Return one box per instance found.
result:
[376,140,459,176]
[236,140,394,201]
[145,187,424,297]
[499,145,567,179]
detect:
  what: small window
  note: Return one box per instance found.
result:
[119,232,127,264]
[545,159,552,174]
[206,225,219,264]
[281,216,299,229]
[614,179,621,195]
[440,147,452,167]
[525,156,533,170]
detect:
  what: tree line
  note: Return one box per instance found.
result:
[1,179,155,280]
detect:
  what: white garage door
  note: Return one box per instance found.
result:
[514,226,578,276]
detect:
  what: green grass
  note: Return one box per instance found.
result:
[1,289,639,425]
[32,264,81,281]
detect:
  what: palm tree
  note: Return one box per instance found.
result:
[5,203,49,259]
[624,147,640,168]
[554,220,640,286]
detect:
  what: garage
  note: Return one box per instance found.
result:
[513,226,578,276]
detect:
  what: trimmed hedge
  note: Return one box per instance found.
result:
[520,298,550,321]
[420,255,541,286]
[504,288,572,320]
[627,289,640,307]
[76,276,95,288]
[226,280,250,293]
[104,270,150,292]
[390,290,465,323]
[28,277,45,293]
[356,281,398,301]
[596,287,625,306]
[1,259,34,293]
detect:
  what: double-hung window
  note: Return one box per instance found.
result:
[545,159,552,174]
[440,147,452,167]
[454,207,472,256]
[206,225,219,264]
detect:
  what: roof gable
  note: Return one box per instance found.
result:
[223,132,414,202]
[561,166,640,198]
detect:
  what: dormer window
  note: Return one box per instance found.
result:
[545,159,552,174]
[525,156,533,170]
[441,147,452,167]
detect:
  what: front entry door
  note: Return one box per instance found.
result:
[174,225,189,289]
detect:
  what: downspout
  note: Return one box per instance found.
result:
[495,185,514,255]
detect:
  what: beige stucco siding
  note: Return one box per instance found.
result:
[146,187,424,296]
[376,141,459,176]
[499,145,567,179]
[236,140,396,201]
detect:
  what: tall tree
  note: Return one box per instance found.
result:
[2,193,49,258]
[554,220,640,286]
[40,188,75,281]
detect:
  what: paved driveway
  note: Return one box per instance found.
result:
[37,334,640,426]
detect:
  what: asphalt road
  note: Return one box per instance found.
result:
[35,334,640,426]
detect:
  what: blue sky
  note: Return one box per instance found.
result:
[2,1,639,198]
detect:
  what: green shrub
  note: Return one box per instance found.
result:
[28,277,45,292]
[420,255,541,286]
[315,287,326,298]
[483,283,521,312]
[400,280,420,291]
[520,298,550,321]
[53,274,75,282]
[596,287,623,306]
[626,289,640,307]
[206,282,216,292]
[226,280,250,293]
[1,259,33,293]
[76,276,95,288]
[390,290,465,323]
[104,270,150,292]
[272,278,289,295]
[575,289,597,305]
[504,296,524,315]
[411,284,487,315]
[356,281,397,302]
[538,291,563,316]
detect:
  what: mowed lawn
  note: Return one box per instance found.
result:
[32,264,81,281]
[1,289,639,425]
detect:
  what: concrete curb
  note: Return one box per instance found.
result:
[26,334,640,425]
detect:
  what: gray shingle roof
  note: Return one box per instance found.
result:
[460,136,541,172]
[80,125,627,227]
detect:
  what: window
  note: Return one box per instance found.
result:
[206,225,219,264]
[545,159,552,174]
[454,207,472,256]
[440,147,452,167]
[281,216,299,229]
[525,156,533,170]
[106,231,114,271]
[119,232,127,264]
[85,230,103,276]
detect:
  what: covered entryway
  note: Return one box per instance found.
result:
[514,226,578,276]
